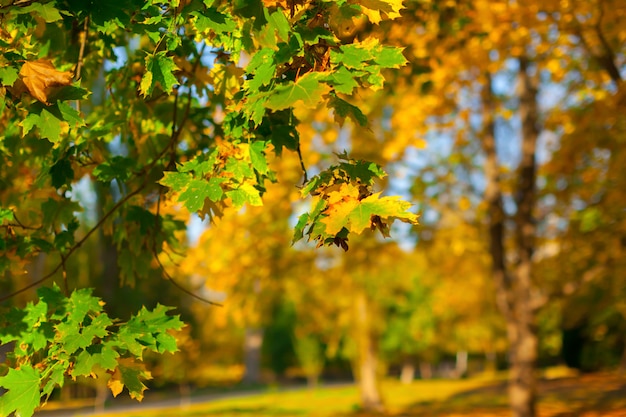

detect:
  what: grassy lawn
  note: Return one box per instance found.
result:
[54,370,626,417]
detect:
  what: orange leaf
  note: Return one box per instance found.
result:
[19,59,73,104]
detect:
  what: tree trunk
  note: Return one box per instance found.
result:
[485,349,497,373]
[419,361,433,379]
[456,350,468,378]
[354,291,385,413]
[400,360,415,384]
[95,181,119,305]
[480,57,540,417]
[243,328,264,384]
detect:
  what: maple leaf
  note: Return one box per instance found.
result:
[265,72,331,111]
[140,51,179,96]
[107,357,152,401]
[359,0,404,23]
[19,60,73,104]
[0,366,41,417]
[348,193,419,233]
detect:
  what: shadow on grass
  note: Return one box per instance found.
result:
[544,373,626,417]
[390,373,626,417]
[396,380,510,417]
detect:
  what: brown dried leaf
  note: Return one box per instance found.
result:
[19,59,73,104]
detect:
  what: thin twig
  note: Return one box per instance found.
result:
[74,17,89,81]
[153,247,222,306]
[148,59,218,306]
[296,141,308,185]
[11,213,41,230]
[291,109,308,184]
[74,16,89,112]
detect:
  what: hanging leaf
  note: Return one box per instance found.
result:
[140,51,179,96]
[19,60,74,104]
[107,357,152,401]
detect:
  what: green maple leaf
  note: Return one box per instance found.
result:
[227,183,263,208]
[140,51,179,96]
[49,157,74,189]
[249,141,269,174]
[265,9,290,41]
[325,66,362,95]
[116,305,183,358]
[0,207,13,223]
[330,44,374,69]
[56,313,112,355]
[159,171,191,192]
[0,366,41,417]
[67,288,104,324]
[328,96,368,126]
[37,284,66,319]
[57,101,85,128]
[4,301,53,355]
[38,109,63,142]
[0,66,19,86]
[20,113,39,136]
[41,361,68,400]
[19,2,62,22]
[179,153,217,176]
[225,157,254,181]
[154,331,178,353]
[20,109,62,142]
[265,72,330,111]
[72,343,120,377]
[93,156,135,182]
[109,358,152,401]
[375,45,407,68]
[178,178,225,212]
[245,48,276,91]
[193,8,237,34]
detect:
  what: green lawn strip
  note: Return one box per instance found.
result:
[78,378,496,417]
[70,372,626,417]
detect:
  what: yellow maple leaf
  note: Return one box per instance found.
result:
[321,183,361,234]
[19,59,74,104]
[359,0,404,24]
[107,369,124,398]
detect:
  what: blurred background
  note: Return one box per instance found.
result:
[2,0,625,414]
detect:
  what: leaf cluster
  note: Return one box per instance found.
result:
[294,153,419,250]
[0,0,417,413]
[0,285,183,417]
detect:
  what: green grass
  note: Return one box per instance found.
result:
[55,370,626,417]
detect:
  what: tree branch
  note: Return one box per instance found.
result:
[0,184,145,303]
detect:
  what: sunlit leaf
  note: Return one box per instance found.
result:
[19,60,73,104]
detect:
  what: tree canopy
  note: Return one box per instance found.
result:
[0,1,418,415]
[1,1,625,417]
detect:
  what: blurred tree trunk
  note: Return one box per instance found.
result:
[400,360,415,384]
[455,350,468,378]
[95,181,119,305]
[480,58,540,417]
[419,361,433,379]
[243,328,264,384]
[354,290,385,413]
